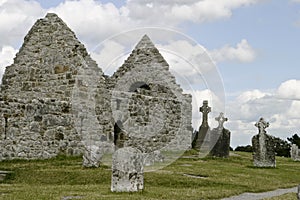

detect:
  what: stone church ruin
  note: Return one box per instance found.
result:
[0,13,192,162]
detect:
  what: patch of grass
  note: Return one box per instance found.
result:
[0,152,300,199]
[183,149,199,156]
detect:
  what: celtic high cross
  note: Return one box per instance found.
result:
[200,100,211,128]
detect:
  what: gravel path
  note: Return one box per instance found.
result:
[221,186,297,200]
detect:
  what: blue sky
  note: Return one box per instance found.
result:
[10,0,300,93]
[1,0,300,147]
[189,1,300,93]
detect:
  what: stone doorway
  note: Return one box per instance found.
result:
[114,120,126,149]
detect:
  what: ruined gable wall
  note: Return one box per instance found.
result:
[0,13,112,160]
[108,35,192,154]
[0,14,192,161]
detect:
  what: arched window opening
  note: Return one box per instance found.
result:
[129,81,150,92]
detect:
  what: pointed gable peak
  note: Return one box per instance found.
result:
[33,13,66,27]
[134,34,156,50]
[141,34,151,41]
[20,12,79,52]
[15,12,90,66]
[111,34,170,80]
[45,12,60,20]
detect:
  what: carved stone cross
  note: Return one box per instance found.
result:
[200,100,211,128]
[255,117,269,134]
[215,112,228,130]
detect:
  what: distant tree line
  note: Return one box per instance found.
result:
[234,134,300,157]
[235,145,253,152]
[287,134,300,148]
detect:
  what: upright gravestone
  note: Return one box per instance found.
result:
[192,100,211,151]
[291,144,300,161]
[209,113,231,158]
[252,118,276,167]
[111,147,144,192]
[82,145,102,168]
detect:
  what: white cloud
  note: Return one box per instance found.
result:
[286,101,300,118]
[91,40,127,75]
[236,89,267,103]
[126,0,259,25]
[277,79,300,100]
[229,90,288,122]
[0,46,18,80]
[0,0,45,48]
[210,39,256,63]
[0,0,258,70]
[48,0,260,50]
[157,40,216,85]
[227,79,300,147]
[49,0,132,49]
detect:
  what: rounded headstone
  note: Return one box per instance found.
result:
[111,147,144,192]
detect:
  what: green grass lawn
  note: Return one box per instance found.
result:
[264,193,297,200]
[0,151,300,200]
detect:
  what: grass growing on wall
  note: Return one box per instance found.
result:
[0,152,300,200]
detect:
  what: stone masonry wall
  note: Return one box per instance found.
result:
[0,13,111,160]
[0,97,82,160]
[0,14,192,161]
[109,35,193,154]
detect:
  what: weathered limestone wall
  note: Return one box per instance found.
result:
[0,14,192,162]
[0,13,110,160]
[108,35,192,154]
[0,97,82,160]
[2,13,91,100]
[73,62,114,167]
